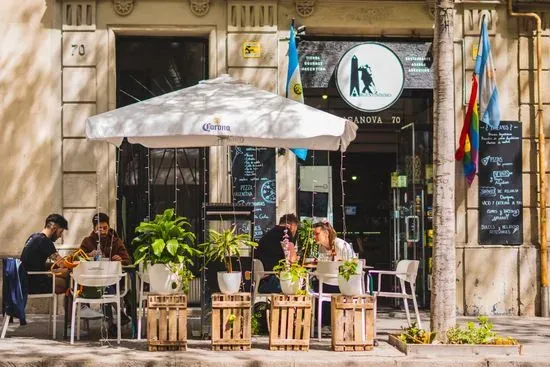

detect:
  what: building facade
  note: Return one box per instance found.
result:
[0,0,549,316]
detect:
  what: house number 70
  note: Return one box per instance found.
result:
[71,44,86,56]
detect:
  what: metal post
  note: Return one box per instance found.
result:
[508,0,548,316]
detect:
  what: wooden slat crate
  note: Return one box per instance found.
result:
[269,294,312,351]
[211,293,251,351]
[147,294,187,352]
[331,295,374,352]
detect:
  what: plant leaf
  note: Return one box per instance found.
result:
[151,238,166,257]
[166,239,180,256]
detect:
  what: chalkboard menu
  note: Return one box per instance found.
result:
[478,121,522,245]
[231,147,276,240]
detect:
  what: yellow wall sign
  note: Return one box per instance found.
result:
[242,41,261,58]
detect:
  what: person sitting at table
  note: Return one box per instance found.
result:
[312,220,354,261]
[79,213,130,265]
[20,214,70,295]
[79,212,131,333]
[311,220,355,333]
[255,213,300,293]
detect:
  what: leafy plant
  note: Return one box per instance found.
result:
[297,218,317,262]
[273,259,308,283]
[200,226,258,273]
[398,322,436,344]
[338,259,360,281]
[132,208,201,292]
[398,317,519,346]
[251,312,261,335]
[446,316,518,345]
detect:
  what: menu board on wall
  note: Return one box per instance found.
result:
[231,147,276,240]
[478,121,522,245]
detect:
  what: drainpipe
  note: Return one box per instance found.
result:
[507,0,548,317]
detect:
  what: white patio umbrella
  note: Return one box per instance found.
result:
[86,74,357,150]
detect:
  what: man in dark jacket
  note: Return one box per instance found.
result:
[255,213,299,292]
[79,213,130,265]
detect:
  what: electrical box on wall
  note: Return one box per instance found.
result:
[299,166,331,193]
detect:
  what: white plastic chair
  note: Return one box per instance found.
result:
[251,259,276,305]
[1,261,58,339]
[70,261,126,344]
[370,259,421,328]
[136,262,149,340]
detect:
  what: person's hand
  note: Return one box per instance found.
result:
[111,255,122,262]
[88,250,99,258]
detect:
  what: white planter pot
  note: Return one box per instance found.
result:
[148,263,181,294]
[217,271,241,294]
[279,272,303,295]
[338,274,363,296]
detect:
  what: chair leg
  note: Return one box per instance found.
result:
[52,295,57,339]
[76,304,81,341]
[117,284,121,344]
[70,301,77,344]
[137,305,142,341]
[317,283,323,341]
[411,284,422,329]
[1,315,10,339]
[400,280,411,326]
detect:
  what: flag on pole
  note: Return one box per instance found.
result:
[456,75,479,186]
[286,23,308,161]
[475,17,500,129]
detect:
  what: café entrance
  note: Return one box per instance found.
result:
[300,87,434,307]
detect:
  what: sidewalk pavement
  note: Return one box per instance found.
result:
[1,309,550,367]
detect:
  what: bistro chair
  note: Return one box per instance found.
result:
[370,259,421,328]
[2,258,59,339]
[251,259,276,305]
[70,261,126,344]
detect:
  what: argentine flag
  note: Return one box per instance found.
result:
[286,24,308,161]
[475,17,500,129]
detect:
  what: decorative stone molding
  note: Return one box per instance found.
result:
[463,7,497,35]
[62,0,96,30]
[227,1,277,32]
[518,12,550,33]
[190,0,210,17]
[113,0,135,16]
[295,0,315,18]
[425,0,436,19]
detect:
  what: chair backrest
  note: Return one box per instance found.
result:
[138,262,150,283]
[252,259,265,287]
[316,261,341,286]
[73,261,122,287]
[395,260,419,284]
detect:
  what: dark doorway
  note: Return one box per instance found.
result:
[115,36,209,250]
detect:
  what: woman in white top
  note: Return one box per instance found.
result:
[312,221,355,261]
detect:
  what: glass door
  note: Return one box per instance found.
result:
[391,122,433,307]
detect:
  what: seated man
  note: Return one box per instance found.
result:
[255,213,299,293]
[79,213,130,265]
[79,212,131,333]
[20,214,69,295]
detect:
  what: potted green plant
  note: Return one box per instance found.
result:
[273,259,308,295]
[338,259,363,296]
[297,218,317,264]
[201,226,258,294]
[132,208,201,294]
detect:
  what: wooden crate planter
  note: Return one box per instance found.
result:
[147,294,187,352]
[268,294,312,351]
[388,334,523,356]
[211,293,251,351]
[330,295,374,352]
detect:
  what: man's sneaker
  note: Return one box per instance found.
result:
[80,305,104,319]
